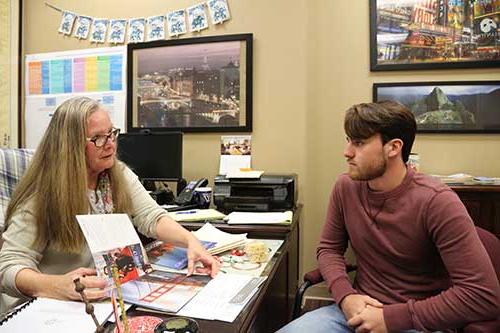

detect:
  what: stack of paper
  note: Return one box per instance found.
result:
[226,169,264,179]
[168,209,226,222]
[473,176,500,185]
[225,211,293,225]
[431,173,474,185]
[192,223,247,255]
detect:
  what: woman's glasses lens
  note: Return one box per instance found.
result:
[94,128,120,147]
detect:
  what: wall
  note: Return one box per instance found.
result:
[0,0,20,147]
[22,0,500,277]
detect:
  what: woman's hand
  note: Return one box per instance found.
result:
[186,237,221,278]
[16,267,108,301]
[54,267,109,300]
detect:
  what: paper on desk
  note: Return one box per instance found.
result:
[225,211,293,224]
[192,223,248,255]
[0,298,114,332]
[226,169,264,179]
[177,273,266,322]
[168,209,226,222]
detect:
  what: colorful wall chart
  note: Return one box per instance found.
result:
[27,54,123,95]
[25,47,126,148]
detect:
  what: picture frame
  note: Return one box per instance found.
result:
[370,0,500,71]
[127,33,253,133]
[373,81,500,133]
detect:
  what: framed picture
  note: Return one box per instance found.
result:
[127,33,253,133]
[373,81,500,133]
[370,0,500,71]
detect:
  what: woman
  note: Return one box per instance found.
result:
[0,97,219,313]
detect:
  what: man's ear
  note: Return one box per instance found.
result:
[385,139,403,158]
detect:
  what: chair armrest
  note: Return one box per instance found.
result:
[292,262,358,320]
[304,268,323,284]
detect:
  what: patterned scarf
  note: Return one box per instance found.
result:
[88,171,114,214]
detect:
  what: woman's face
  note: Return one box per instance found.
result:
[85,109,116,179]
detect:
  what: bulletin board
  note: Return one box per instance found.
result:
[24,46,127,148]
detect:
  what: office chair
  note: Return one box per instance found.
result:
[292,226,500,333]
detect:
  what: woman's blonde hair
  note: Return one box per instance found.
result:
[6,97,131,252]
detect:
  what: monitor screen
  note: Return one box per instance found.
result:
[117,132,183,181]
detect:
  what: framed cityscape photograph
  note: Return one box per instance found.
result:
[127,33,253,132]
[370,0,500,71]
[373,81,500,133]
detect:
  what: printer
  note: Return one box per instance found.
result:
[213,173,297,213]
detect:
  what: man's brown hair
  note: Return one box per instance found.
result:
[344,100,417,163]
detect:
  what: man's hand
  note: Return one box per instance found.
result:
[347,305,388,333]
[340,294,383,320]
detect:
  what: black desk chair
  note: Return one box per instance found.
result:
[292,227,500,333]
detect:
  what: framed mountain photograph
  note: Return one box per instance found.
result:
[373,81,500,133]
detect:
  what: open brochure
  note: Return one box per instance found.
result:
[76,214,206,313]
[120,270,210,313]
[146,240,216,270]
[76,214,151,284]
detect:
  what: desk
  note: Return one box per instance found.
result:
[450,185,500,238]
[179,204,302,328]
[112,215,299,333]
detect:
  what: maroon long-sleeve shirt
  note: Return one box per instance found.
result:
[317,170,500,332]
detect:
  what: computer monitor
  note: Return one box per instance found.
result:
[117,132,183,181]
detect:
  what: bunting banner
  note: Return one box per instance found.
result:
[46,0,231,44]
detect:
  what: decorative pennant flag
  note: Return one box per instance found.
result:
[128,18,146,43]
[90,19,108,43]
[207,0,230,24]
[74,15,93,39]
[188,3,208,32]
[108,19,127,44]
[167,9,187,37]
[146,15,166,41]
[58,11,77,35]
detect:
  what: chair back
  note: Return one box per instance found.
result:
[475,226,500,282]
[462,227,500,333]
[0,148,34,232]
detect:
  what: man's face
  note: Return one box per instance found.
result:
[343,133,387,181]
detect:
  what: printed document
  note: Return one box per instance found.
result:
[177,273,266,322]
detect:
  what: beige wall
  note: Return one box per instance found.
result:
[0,0,19,147]
[22,0,500,276]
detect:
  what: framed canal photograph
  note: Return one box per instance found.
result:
[373,81,500,133]
[370,0,500,71]
[127,33,253,132]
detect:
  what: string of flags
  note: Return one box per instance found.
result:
[45,0,231,44]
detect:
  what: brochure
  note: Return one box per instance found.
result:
[120,270,210,313]
[146,240,216,270]
[76,214,151,284]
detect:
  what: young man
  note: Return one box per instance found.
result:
[279,101,499,333]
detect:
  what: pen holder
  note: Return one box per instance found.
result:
[194,187,212,209]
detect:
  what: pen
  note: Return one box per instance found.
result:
[175,210,197,215]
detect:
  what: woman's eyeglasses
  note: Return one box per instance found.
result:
[86,128,120,148]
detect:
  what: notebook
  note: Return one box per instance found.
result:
[0,298,113,332]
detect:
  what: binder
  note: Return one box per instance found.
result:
[0,297,114,332]
[0,298,35,326]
